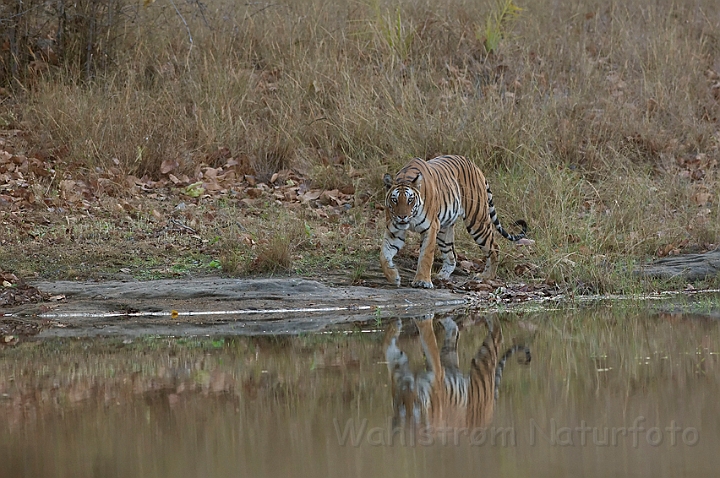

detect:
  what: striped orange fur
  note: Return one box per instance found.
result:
[381,155,528,288]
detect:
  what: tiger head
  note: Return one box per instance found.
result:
[383,173,424,230]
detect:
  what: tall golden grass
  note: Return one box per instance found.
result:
[3,0,720,290]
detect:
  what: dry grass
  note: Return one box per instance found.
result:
[2,0,720,291]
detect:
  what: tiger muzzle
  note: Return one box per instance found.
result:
[394,216,411,229]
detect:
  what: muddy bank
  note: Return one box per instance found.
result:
[4,278,468,337]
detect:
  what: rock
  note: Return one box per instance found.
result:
[10,278,468,337]
[636,249,720,281]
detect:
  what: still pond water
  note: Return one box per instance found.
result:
[2,298,720,478]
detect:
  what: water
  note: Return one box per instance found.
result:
[1,299,719,478]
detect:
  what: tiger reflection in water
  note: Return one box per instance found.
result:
[383,314,530,431]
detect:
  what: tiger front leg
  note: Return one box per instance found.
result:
[383,319,408,374]
[381,227,406,287]
[414,315,444,385]
[411,222,439,289]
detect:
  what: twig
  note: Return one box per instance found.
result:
[245,3,285,19]
[170,219,198,235]
[167,0,193,51]
[192,0,209,28]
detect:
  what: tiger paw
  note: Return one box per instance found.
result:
[436,270,453,280]
[381,263,401,287]
[411,279,434,289]
[475,271,497,281]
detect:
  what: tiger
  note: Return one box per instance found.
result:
[383,314,531,431]
[381,154,530,289]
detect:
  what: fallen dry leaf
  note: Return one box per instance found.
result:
[160,158,179,174]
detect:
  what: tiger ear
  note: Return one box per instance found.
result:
[411,173,424,189]
[383,173,394,190]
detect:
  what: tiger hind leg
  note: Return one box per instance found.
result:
[479,241,499,280]
[436,225,457,281]
[439,317,460,371]
[466,223,499,280]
